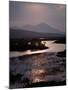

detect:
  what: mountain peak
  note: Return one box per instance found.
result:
[11,22,64,34]
[22,22,63,34]
[38,22,48,26]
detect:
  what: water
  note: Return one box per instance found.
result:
[10,40,65,58]
[10,40,66,88]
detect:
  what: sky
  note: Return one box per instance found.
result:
[9,1,66,32]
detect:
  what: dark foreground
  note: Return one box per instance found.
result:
[28,81,66,88]
[9,80,66,89]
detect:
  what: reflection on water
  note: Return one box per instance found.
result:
[10,40,65,58]
[42,41,65,52]
[10,40,66,88]
[31,69,46,83]
[10,53,66,88]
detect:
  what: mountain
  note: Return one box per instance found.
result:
[10,29,64,39]
[10,23,65,39]
[22,23,63,34]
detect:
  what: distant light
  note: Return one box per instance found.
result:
[41,41,44,44]
[41,41,45,45]
[28,42,31,45]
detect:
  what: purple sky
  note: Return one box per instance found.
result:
[9,1,66,32]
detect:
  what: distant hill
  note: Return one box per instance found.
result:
[10,29,65,39]
[22,23,64,34]
[10,23,65,39]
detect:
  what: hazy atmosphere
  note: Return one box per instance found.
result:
[9,1,66,33]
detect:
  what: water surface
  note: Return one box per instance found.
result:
[10,40,66,88]
[10,40,65,58]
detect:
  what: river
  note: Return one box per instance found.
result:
[10,40,65,58]
[10,40,66,88]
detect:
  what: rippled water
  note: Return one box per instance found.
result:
[10,40,66,88]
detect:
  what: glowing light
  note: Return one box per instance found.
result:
[25,4,47,13]
[41,41,45,45]
[28,42,31,45]
[33,77,40,82]
[31,69,46,83]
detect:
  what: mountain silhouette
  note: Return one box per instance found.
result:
[22,23,63,34]
[10,23,65,39]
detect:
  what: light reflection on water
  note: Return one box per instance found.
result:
[10,40,65,58]
[43,41,65,52]
[27,54,47,83]
[10,40,66,88]
[31,69,46,83]
[10,52,66,83]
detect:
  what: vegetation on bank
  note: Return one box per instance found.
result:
[54,37,66,44]
[10,39,48,51]
[10,37,66,51]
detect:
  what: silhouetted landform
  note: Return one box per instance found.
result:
[57,50,66,57]
[10,23,65,39]
[10,37,66,51]
[10,29,65,39]
[27,81,66,88]
[54,37,66,44]
[10,39,48,51]
[22,23,63,34]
